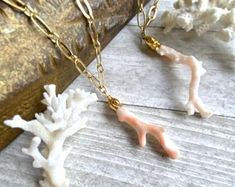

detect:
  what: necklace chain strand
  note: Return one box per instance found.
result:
[2,0,121,110]
[137,0,159,35]
[137,0,161,50]
[2,0,181,159]
[76,0,105,86]
[76,0,121,110]
[76,1,180,159]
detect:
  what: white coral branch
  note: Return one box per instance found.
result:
[5,115,52,145]
[161,0,235,42]
[4,84,98,187]
[22,137,47,168]
[157,45,213,118]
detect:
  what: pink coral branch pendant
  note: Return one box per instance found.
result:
[156,45,213,118]
[116,106,180,159]
[143,36,212,118]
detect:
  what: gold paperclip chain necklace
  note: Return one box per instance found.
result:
[137,0,162,50]
[2,0,181,159]
[75,0,121,111]
[1,0,121,111]
[76,1,180,160]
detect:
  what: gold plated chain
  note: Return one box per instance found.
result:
[76,0,104,85]
[76,0,122,110]
[2,0,121,111]
[137,0,161,50]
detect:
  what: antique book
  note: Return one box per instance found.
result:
[0,0,147,150]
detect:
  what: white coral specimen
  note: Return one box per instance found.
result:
[4,84,98,187]
[161,0,235,42]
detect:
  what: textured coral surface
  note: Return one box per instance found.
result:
[161,0,235,42]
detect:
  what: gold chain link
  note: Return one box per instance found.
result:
[2,0,121,111]
[76,0,121,110]
[76,0,105,84]
[137,0,161,50]
[137,0,146,36]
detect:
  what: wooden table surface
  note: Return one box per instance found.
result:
[0,2,235,187]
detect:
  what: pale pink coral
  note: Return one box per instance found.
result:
[116,106,180,159]
[157,45,213,118]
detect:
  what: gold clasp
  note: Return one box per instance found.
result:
[108,96,121,111]
[142,35,161,51]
